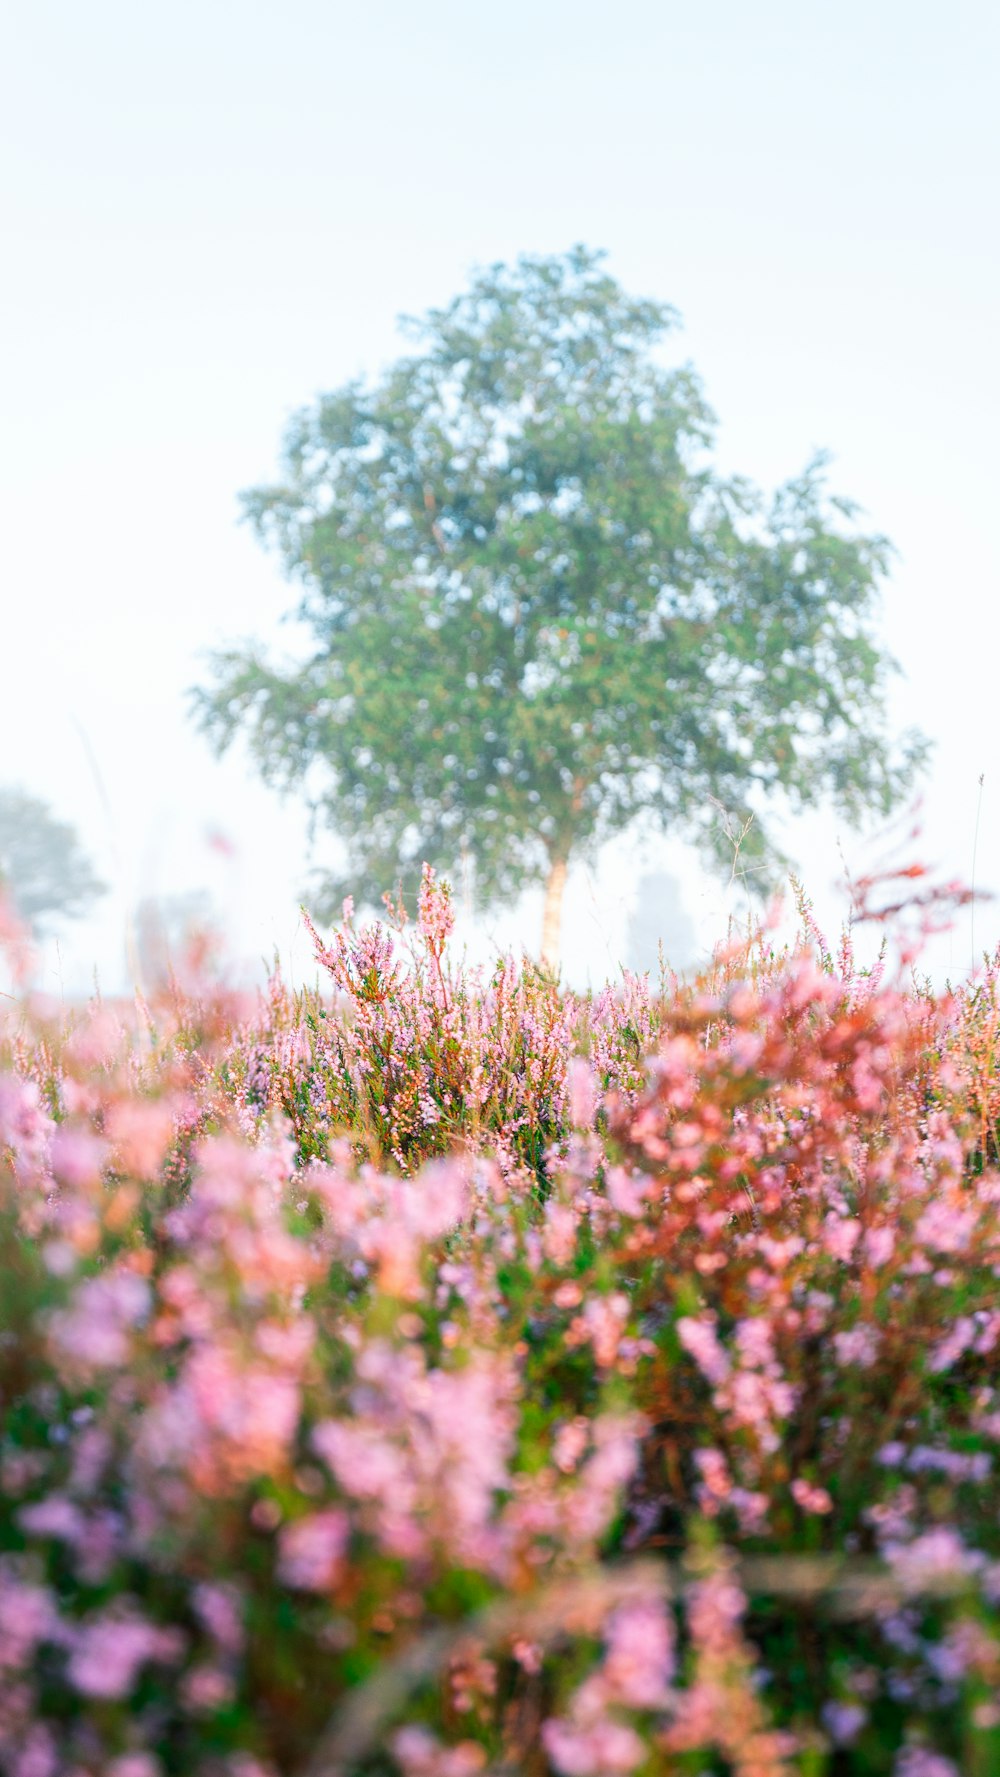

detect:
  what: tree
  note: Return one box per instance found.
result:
[0,787,105,935]
[192,247,926,966]
[133,890,217,988]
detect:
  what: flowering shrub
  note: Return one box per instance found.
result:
[3,865,1000,1775]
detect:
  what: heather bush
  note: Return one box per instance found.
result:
[2,866,1000,1776]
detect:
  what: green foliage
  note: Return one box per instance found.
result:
[192,246,927,917]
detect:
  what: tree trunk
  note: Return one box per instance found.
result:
[541,854,568,973]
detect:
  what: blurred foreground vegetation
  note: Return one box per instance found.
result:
[2,868,1000,1775]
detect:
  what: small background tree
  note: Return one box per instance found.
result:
[132,890,218,989]
[0,787,105,936]
[192,247,926,965]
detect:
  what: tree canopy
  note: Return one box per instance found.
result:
[0,787,105,936]
[192,247,926,962]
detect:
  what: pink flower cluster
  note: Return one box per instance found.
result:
[1,873,1000,1772]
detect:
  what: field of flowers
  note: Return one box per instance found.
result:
[4,864,1000,1776]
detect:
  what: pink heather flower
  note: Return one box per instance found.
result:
[314,1419,417,1504]
[48,1270,151,1370]
[416,1359,518,1555]
[936,1619,1000,1683]
[730,1486,770,1535]
[64,1005,125,1071]
[554,1280,584,1309]
[184,1348,301,1482]
[791,1478,833,1515]
[677,1314,731,1386]
[580,1294,630,1369]
[543,1201,578,1266]
[878,1441,907,1466]
[863,1225,896,1269]
[42,1240,77,1277]
[10,1727,59,1777]
[567,1058,597,1128]
[822,1701,866,1746]
[449,1642,497,1714]
[0,1076,52,1173]
[189,1130,295,1216]
[255,1317,316,1368]
[391,1726,485,1776]
[727,1028,764,1073]
[391,1728,439,1775]
[718,1368,795,1455]
[850,1055,886,1112]
[974,1311,1000,1355]
[417,862,455,950]
[833,1325,879,1369]
[919,1118,964,1183]
[652,1035,699,1098]
[734,1316,778,1370]
[553,1418,590,1474]
[894,1752,960,1777]
[181,1663,236,1712]
[693,1447,732,1515]
[602,1596,675,1705]
[886,1527,984,1591]
[686,1566,747,1656]
[70,1424,112,1496]
[18,1496,85,1544]
[277,1510,350,1590]
[512,1636,544,1674]
[565,1415,642,1545]
[604,1165,651,1218]
[399,1160,469,1240]
[106,1098,176,1179]
[927,1315,978,1374]
[67,1612,181,1699]
[865,1484,918,1547]
[49,1125,107,1190]
[0,1572,58,1669]
[192,1581,245,1655]
[357,1219,423,1300]
[542,1716,646,1776]
[756,1234,804,1272]
[905,1446,990,1482]
[914,1200,977,1256]
[823,1213,861,1263]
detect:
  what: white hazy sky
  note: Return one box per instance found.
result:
[2,0,998,996]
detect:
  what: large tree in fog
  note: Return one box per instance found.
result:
[192,248,925,965]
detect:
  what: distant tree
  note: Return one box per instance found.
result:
[192,247,927,966]
[133,891,217,989]
[625,870,698,977]
[0,788,105,935]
